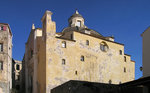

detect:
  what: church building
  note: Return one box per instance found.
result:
[24,10,135,93]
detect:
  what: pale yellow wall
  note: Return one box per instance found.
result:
[44,29,135,92]
[25,10,135,93]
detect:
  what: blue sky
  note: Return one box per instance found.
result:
[1,0,149,79]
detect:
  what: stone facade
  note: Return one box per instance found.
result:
[24,10,135,93]
[141,27,150,77]
[0,23,12,93]
[12,60,22,92]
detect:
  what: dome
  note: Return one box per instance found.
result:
[68,10,84,21]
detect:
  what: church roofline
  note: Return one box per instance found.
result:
[73,30,124,46]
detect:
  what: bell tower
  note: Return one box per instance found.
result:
[68,10,85,28]
[41,10,56,39]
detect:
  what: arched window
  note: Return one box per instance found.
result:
[16,64,20,70]
[62,59,65,65]
[100,42,109,52]
[86,40,89,45]
[80,56,84,61]
[109,80,112,84]
[62,41,66,48]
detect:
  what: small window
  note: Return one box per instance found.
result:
[75,71,78,75]
[31,50,33,57]
[70,34,73,40]
[86,40,89,45]
[119,81,122,84]
[109,80,112,84]
[124,56,126,62]
[0,26,7,31]
[62,41,66,48]
[76,20,81,27]
[16,64,20,70]
[120,50,122,55]
[0,26,4,30]
[100,42,108,52]
[81,56,84,61]
[0,61,3,70]
[62,59,65,65]
[0,43,3,52]
[124,67,126,72]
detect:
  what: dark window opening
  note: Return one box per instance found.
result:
[16,64,20,70]
[0,43,3,52]
[124,56,126,62]
[86,40,89,45]
[81,56,84,61]
[0,61,3,70]
[120,50,122,55]
[62,59,65,65]
[31,50,33,57]
[100,42,108,52]
[119,81,122,84]
[109,80,112,84]
[124,67,126,72]
[0,26,4,30]
[75,71,78,75]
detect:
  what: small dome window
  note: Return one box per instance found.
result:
[76,20,81,27]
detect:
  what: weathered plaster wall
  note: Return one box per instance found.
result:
[44,26,135,92]
[0,24,12,93]
[25,11,135,93]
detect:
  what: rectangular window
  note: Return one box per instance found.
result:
[62,59,65,65]
[62,41,66,48]
[81,56,84,61]
[0,26,3,30]
[86,40,89,45]
[124,67,126,72]
[76,20,81,27]
[75,71,78,75]
[124,56,126,62]
[0,61,3,70]
[119,50,122,55]
[0,43,3,52]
